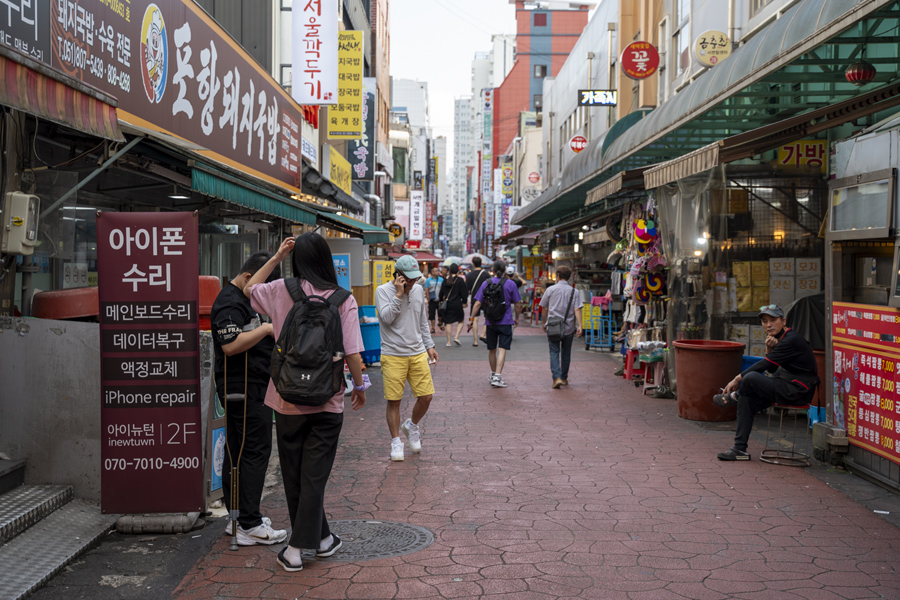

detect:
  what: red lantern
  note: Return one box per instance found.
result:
[845,60,876,86]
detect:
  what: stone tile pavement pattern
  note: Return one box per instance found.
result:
[174,330,900,599]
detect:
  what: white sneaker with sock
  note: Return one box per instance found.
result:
[226,516,271,536]
[390,437,404,461]
[400,419,421,453]
[236,520,288,546]
[492,374,508,388]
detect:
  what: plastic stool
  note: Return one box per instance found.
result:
[624,349,646,385]
[760,404,811,467]
[642,361,666,395]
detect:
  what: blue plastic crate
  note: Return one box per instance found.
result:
[741,355,761,372]
[358,305,377,321]
[360,322,381,364]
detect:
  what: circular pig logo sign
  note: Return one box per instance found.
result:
[140,4,168,104]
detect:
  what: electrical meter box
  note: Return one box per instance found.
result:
[1,191,40,255]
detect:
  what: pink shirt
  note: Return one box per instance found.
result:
[251,279,364,415]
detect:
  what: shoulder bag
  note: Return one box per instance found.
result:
[546,286,576,343]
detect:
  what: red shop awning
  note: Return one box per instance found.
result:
[0,45,124,142]
[388,250,443,263]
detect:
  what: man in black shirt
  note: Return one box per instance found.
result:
[465,256,490,346]
[212,251,287,545]
[714,305,819,461]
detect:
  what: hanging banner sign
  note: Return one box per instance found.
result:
[570,135,588,153]
[333,254,351,290]
[482,89,493,200]
[832,302,900,466]
[349,77,376,179]
[501,162,514,200]
[293,0,338,104]
[578,90,618,106]
[620,41,660,80]
[694,31,732,67]
[409,190,424,241]
[327,30,364,139]
[98,212,202,514]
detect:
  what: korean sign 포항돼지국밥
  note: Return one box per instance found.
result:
[33,1,331,197]
[292,0,338,105]
[327,30,363,139]
[833,302,900,466]
[97,212,202,514]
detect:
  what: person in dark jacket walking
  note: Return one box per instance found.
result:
[713,305,819,461]
[439,263,469,346]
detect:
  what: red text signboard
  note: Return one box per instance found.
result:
[98,212,202,514]
[528,172,540,184]
[832,302,900,465]
[570,136,588,153]
[621,41,660,80]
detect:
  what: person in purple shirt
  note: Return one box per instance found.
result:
[470,260,522,388]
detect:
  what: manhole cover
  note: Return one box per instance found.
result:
[316,520,434,561]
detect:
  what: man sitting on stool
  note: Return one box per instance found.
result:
[713,304,819,461]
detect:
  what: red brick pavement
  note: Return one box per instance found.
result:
[174,345,900,599]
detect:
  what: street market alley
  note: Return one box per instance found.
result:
[29,326,900,600]
[165,327,900,600]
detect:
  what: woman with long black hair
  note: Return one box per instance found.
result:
[244,232,368,572]
[438,263,469,346]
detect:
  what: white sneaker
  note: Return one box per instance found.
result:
[391,438,405,461]
[225,516,271,536]
[236,521,288,546]
[492,375,508,388]
[401,419,421,453]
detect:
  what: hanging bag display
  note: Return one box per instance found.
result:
[546,286,576,343]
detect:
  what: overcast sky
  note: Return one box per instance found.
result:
[389,0,519,166]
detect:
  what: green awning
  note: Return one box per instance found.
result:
[192,162,317,225]
[315,211,391,244]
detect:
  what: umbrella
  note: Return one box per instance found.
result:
[462,253,490,266]
[442,256,463,266]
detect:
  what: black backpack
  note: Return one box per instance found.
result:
[270,278,351,406]
[482,276,509,323]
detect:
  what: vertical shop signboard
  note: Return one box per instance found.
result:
[425,157,436,245]
[98,212,202,514]
[832,302,900,465]
[350,78,376,179]
[327,31,363,139]
[333,254,351,290]
[293,0,339,104]
[409,191,424,240]
[481,89,493,201]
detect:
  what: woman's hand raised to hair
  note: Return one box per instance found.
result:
[275,237,295,262]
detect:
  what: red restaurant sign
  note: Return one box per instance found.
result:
[620,41,660,80]
[570,135,588,153]
[832,302,900,466]
[98,212,202,514]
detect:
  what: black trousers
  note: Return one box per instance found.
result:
[274,410,343,549]
[734,371,814,451]
[219,382,273,530]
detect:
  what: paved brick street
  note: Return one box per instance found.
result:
[172,326,900,600]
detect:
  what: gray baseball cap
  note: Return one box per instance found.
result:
[394,254,422,279]
[758,304,785,320]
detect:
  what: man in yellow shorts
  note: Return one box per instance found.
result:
[375,255,440,461]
